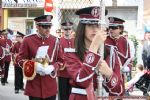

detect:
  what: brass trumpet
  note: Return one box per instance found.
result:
[33,56,49,67]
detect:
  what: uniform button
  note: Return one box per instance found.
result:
[42,42,45,44]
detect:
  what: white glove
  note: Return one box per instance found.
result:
[43,65,54,75]
[121,66,130,73]
[36,63,45,76]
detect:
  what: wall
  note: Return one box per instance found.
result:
[107,7,138,34]
[144,0,150,26]
[0,9,2,30]
[0,1,3,30]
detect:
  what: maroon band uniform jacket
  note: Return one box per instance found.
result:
[57,37,75,78]
[0,36,6,76]
[64,44,124,100]
[5,38,13,62]
[17,33,60,98]
[105,35,132,71]
[11,42,21,66]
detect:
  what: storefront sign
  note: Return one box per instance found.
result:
[2,0,44,8]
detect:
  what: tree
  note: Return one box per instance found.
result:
[129,35,139,68]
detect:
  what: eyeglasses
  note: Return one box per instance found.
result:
[16,36,23,37]
[40,25,51,29]
[64,28,71,31]
[109,26,119,30]
[124,35,128,37]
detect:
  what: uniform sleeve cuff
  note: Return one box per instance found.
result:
[83,51,101,70]
[104,73,118,89]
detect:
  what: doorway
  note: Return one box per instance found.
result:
[26,20,34,35]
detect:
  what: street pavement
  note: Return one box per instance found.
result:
[0,63,28,100]
[0,63,149,100]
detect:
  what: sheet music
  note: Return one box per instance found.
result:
[35,46,49,58]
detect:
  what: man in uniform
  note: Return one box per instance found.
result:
[58,21,75,100]
[16,15,62,100]
[0,29,8,85]
[0,30,6,80]
[1,29,13,84]
[105,17,132,95]
[12,31,25,94]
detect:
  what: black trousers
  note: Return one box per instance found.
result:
[14,66,24,90]
[58,77,71,100]
[29,95,56,100]
[135,73,150,93]
[3,61,10,82]
[1,63,5,84]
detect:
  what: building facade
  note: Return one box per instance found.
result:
[1,0,44,34]
[144,0,150,30]
[0,0,3,30]
[1,0,144,36]
[56,0,143,35]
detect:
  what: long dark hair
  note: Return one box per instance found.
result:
[75,22,86,61]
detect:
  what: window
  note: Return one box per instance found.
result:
[28,9,44,17]
[8,8,44,17]
[8,9,27,17]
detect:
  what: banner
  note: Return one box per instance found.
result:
[2,0,44,8]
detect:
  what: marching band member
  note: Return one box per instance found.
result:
[1,29,13,84]
[105,17,133,95]
[64,6,124,100]
[12,31,25,94]
[16,15,62,100]
[58,21,75,100]
[0,30,6,81]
